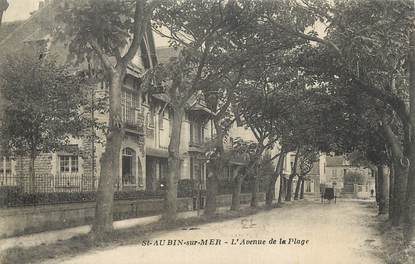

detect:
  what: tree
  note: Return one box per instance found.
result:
[0,51,87,192]
[145,0,259,220]
[56,0,157,238]
[270,0,413,236]
[203,82,239,216]
[0,0,8,28]
[294,148,319,200]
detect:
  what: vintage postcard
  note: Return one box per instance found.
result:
[0,0,413,263]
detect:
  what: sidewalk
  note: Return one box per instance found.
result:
[0,204,253,253]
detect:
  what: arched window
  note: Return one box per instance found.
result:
[122,148,136,185]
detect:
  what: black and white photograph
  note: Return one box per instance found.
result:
[0,0,414,263]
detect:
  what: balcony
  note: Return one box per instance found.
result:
[189,139,206,153]
[122,108,144,135]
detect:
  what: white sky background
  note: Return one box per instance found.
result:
[3,0,41,22]
[3,0,170,46]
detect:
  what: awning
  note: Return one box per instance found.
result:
[188,104,216,117]
[146,147,169,158]
[151,93,170,103]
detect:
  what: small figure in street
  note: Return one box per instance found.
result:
[370,189,374,197]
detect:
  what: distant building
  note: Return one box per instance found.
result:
[325,155,375,198]
[281,152,326,197]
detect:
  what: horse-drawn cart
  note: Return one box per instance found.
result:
[321,187,336,203]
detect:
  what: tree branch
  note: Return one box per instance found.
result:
[88,39,113,72]
[264,151,284,163]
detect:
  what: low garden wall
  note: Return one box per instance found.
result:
[0,192,264,238]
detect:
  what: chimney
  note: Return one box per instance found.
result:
[39,1,44,9]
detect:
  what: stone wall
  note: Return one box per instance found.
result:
[0,197,193,238]
[0,193,265,238]
[215,193,265,207]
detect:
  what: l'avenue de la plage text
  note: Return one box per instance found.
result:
[140,238,309,247]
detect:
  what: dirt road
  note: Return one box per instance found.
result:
[52,200,383,264]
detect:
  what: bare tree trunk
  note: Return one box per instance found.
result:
[391,156,408,226]
[248,154,263,208]
[204,121,224,217]
[378,165,389,215]
[0,0,9,28]
[205,99,230,216]
[250,173,259,208]
[163,106,185,222]
[285,175,295,201]
[389,163,395,218]
[285,149,300,201]
[88,0,152,239]
[383,123,408,226]
[29,153,36,194]
[231,173,243,211]
[404,26,415,243]
[278,176,286,205]
[91,71,124,239]
[266,154,284,207]
[300,177,305,199]
[266,176,277,207]
[375,168,380,205]
[205,169,219,216]
[294,175,302,200]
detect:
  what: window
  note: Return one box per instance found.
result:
[59,155,78,173]
[0,156,15,186]
[147,110,155,128]
[122,90,139,124]
[122,148,136,185]
[159,113,164,130]
[158,159,167,182]
[141,93,149,105]
[190,157,204,184]
[190,120,204,145]
[0,156,12,176]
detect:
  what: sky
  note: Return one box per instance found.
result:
[2,0,170,46]
[3,0,41,22]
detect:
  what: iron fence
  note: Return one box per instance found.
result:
[0,173,96,193]
[0,174,195,208]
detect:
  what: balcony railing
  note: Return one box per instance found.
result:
[122,108,144,134]
[189,139,203,148]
